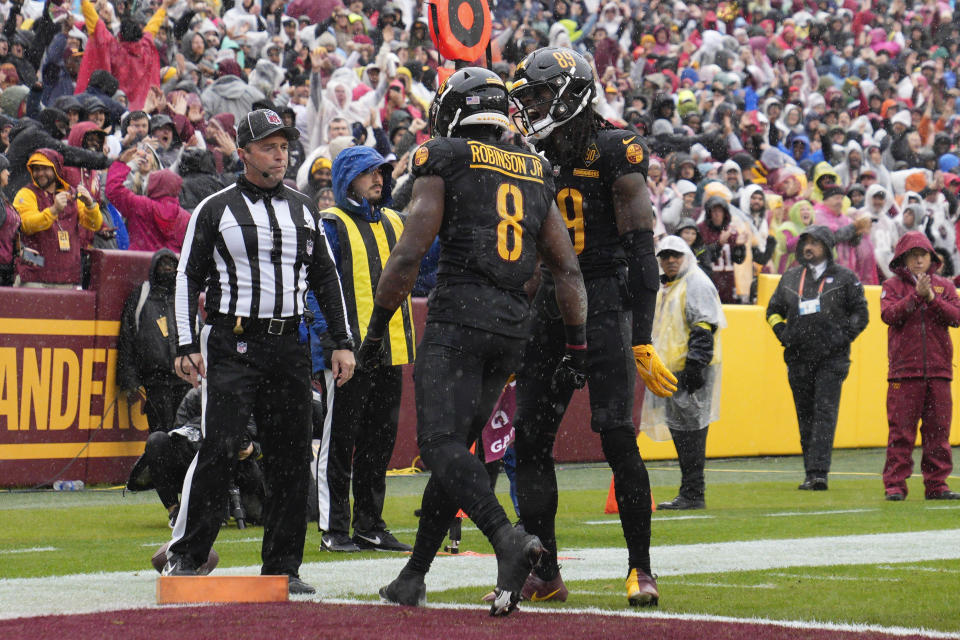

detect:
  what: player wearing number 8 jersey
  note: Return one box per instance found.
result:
[508,47,676,606]
[362,67,589,616]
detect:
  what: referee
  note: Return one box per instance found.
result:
[164,109,356,595]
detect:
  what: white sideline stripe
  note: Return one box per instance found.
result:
[320,599,960,639]
[877,565,960,573]
[765,508,878,517]
[139,537,265,548]
[3,529,960,627]
[0,547,56,555]
[769,572,901,583]
[585,515,715,524]
[662,581,778,590]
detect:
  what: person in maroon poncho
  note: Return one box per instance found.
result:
[74,0,170,111]
[880,232,960,502]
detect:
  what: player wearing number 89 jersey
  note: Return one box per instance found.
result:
[364,66,589,617]
[509,46,676,606]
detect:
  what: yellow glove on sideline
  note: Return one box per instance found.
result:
[633,345,678,397]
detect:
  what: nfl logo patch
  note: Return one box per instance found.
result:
[466,96,480,105]
[237,341,248,354]
[265,110,283,125]
[306,239,314,257]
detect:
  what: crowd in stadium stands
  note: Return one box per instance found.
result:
[0,0,956,294]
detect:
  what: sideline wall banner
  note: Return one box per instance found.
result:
[0,251,153,486]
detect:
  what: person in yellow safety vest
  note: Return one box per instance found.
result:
[641,235,726,510]
[314,145,415,553]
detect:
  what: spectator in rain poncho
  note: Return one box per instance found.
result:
[641,235,726,511]
[814,184,879,285]
[861,183,904,281]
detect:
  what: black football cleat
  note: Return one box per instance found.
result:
[490,529,544,616]
[379,570,426,606]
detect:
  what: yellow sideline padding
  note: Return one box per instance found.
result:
[637,274,960,460]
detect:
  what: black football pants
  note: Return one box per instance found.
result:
[168,325,313,577]
[514,284,652,575]
[404,322,525,575]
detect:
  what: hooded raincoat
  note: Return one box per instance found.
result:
[13,148,102,284]
[106,161,190,252]
[881,232,960,380]
[766,225,869,365]
[641,235,726,440]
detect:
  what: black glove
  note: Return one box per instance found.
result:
[356,336,384,371]
[772,322,787,347]
[551,345,587,395]
[676,361,705,393]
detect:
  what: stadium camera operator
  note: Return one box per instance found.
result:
[127,387,266,528]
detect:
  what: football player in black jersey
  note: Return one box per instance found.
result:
[357,67,589,617]
[508,47,677,606]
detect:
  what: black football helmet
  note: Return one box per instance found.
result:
[509,47,597,140]
[429,67,511,138]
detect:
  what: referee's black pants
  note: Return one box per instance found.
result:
[317,364,402,534]
[514,278,653,575]
[168,324,313,577]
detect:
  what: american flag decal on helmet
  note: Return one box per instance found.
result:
[466,96,480,105]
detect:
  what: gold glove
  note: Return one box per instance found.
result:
[633,345,678,398]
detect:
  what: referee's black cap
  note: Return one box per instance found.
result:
[237,109,300,148]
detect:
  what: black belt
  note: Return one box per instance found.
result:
[207,314,301,336]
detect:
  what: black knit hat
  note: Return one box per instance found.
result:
[822,184,844,200]
[236,109,299,148]
[89,69,120,97]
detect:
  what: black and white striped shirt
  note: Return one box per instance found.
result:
[175,178,352,355]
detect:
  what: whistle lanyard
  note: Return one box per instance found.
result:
[798,268,826,301]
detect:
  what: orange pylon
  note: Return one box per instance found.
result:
[604,476,656,513]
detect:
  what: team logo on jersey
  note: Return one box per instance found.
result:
[935,285,944,294]
[625,143,644,164]
[414,145,429,166]
[264,110,283,125]
[237,341,248,354]
[583,143,599,166]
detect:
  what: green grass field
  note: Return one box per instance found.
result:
[2,447,960,633]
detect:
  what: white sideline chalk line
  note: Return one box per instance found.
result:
[0,547,57,555]
[765,508,879,517]
[3,528,960,636]
[586,515,715,524]
[768,572,901,583]
[139,537,264,547]
[878,565,960,573]
[660,581,778,590]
